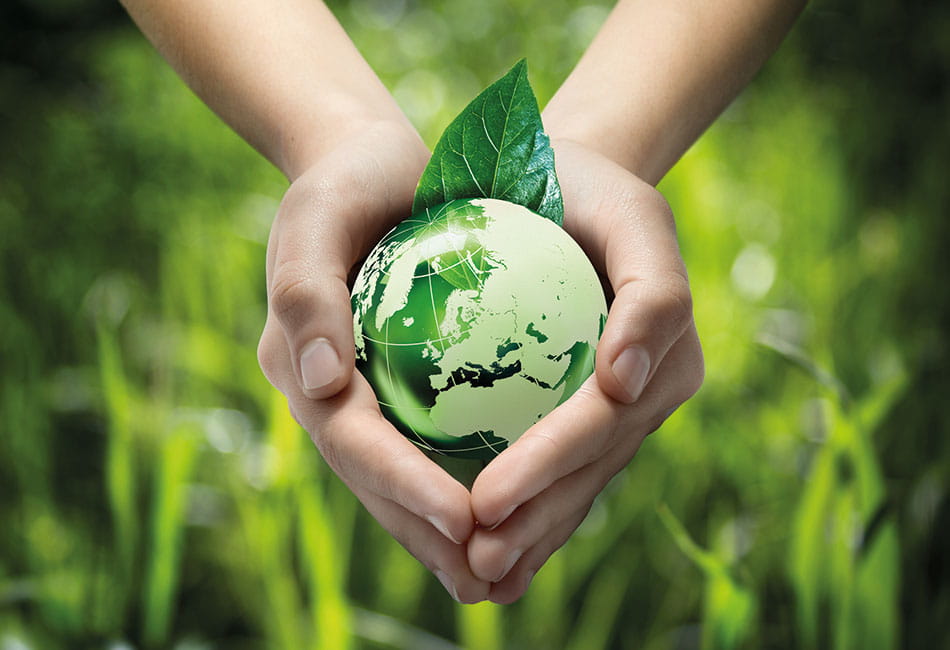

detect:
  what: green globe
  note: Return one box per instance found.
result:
[351,198,607,459]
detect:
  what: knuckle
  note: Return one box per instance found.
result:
[256,334,277,381]
[269,262,318,328]
[677,330,706,403]
[256,325,287,391]
[683,347,706,401]
[649,272,694,326]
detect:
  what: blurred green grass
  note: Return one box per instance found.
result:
[2,0,949,648]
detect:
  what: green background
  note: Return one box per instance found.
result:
[1,0,948,648]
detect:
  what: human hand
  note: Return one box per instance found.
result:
[256,121,491,603]
[466,138,705,603]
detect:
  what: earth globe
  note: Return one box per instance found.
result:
[351,197,607,460]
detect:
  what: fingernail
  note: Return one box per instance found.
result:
[525,570,536,589]
[495,548,523,582]
[426,514,462,544]
[486,504,517,531]
[300,338,341,391]
[611,346,650,402]
[435,570,460,602]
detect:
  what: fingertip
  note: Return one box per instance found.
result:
[299,337,352,399]
[328,404,478,546]
[470,464,519,530]
[483,503,518,532]
[415,466,477,545]
[465,528,504,581]
[597,344,651,404]
[466,527,512,583]
[488,569,534,604]
[434,570,462,602]
[426,511,475,546]
[455,578,491,604]
[455,516,477,545]
[434,539,491,602]
[595,274,692,405]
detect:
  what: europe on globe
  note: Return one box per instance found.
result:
[351,198,607,459]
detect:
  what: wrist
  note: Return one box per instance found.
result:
[277,91,421,182]
[283,117,431,226]
[543,96,662,185]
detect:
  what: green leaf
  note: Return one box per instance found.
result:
[412,59,564,225]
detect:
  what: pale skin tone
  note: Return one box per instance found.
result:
[122,0,806,604]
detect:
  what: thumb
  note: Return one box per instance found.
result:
[259,121,430,401]
[550,137,696,406]
[268,262,355,400]
[593,187,695,405]
[264,179,360,400]
[595,271,694,404]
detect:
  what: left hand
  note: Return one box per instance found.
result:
[257,122,491,603]
[466,138,705,603]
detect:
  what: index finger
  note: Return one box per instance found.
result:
[260,314,476,545]
[470,376,620,529]
[289,364,477,545]
[471,326,702,529]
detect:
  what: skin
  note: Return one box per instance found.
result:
[466,139,704,602]
[121,0,805,604]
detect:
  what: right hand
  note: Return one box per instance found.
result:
[466,139,704,603]
[256,120,491,603]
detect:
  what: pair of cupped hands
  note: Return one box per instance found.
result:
[256,119,704,604]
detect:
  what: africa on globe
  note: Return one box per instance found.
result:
[351,198,607,460]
